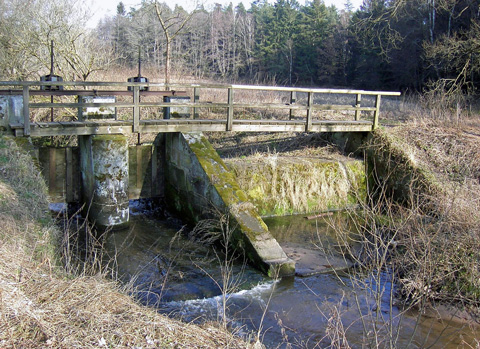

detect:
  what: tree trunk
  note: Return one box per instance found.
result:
[165,39,171,86]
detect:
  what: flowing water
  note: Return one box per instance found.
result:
[102,201,478,348]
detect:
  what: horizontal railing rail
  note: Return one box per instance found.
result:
[0,81,401,137]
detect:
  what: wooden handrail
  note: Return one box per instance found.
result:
[0,89,186,97]
[0,81,401,136]
[0,80,403,95]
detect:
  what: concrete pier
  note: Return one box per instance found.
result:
[79,134,129,229]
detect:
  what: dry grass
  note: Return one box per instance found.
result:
[362,114,480,313]
[206,131,340,159]
[385,123,480,305]
[226,154,364,216]
[0,133,247,348]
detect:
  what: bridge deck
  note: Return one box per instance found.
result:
[9,119,374,137]
[1,81,401,137]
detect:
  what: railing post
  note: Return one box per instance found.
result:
[355,93,362,121]
[22,85,30,136]
[227,87,233,131]
[289,91,296,120]
[163,96,171,119]
[133,86,140,133]
[192,87,199,120]
[373,94,381,130]
[305,91,313,132]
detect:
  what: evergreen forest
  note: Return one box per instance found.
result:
[1,0,480,96]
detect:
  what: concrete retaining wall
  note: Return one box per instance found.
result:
[165,132,295,277]
[226,157,366,216]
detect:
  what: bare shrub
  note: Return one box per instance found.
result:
[317,184,480,347]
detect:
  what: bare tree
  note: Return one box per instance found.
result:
[61,31,115,81]
[0,0,111,80]
[154,1,199,85]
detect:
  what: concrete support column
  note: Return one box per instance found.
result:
[79,134,129,229]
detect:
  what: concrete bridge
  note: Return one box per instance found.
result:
[0,81,400,277]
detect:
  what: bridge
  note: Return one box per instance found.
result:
[0,81,400,277]
[0,81,400,137]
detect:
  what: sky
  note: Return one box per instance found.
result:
[87,0,363,27]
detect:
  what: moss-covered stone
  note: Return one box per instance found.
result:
[165,132,295,277]
[226,157,366,216]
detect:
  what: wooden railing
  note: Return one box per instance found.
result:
[0,81,401,137]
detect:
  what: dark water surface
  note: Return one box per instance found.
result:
[103,202,479,348]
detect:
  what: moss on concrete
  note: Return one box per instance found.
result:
[226,156,366,216]
[165,132,295,277]
[365,129,442,208]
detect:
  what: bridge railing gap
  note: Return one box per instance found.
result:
[0,81,400,137]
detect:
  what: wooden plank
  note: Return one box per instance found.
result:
[22,86,30,136]
[24,117,375,136]
[312,120,371,125]
[138,123,228,133]
[142,102,226,108]
[355,93,362,121]
[231,84,402,96]
[0,89,187,97]
[234,103,306,110]
[58,121,76,127]
[24,121,376,136]
[13,128,24,137]
[232,123,307,132]
[0,81,401,97]
[306,92,313,132]
[289,91,296,120]
[192,87,199,119]
[30,124,132,137]
[309,123,372,133]
[8,122,24,129]
[30,102,135,109]
[34,120,130,128]
[227,88,233,131]
[65,147,73,203]
[373,95,382,130]
[141,119,222,125]
[24,102,376,112]
[233,119,304,126]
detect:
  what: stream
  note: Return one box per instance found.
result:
[101,201,478,348]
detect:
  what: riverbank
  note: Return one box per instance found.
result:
[0,134,247,348]
[208,120,480,322]
[368,122,480,313]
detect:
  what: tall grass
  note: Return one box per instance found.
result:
[227,152,364,216]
